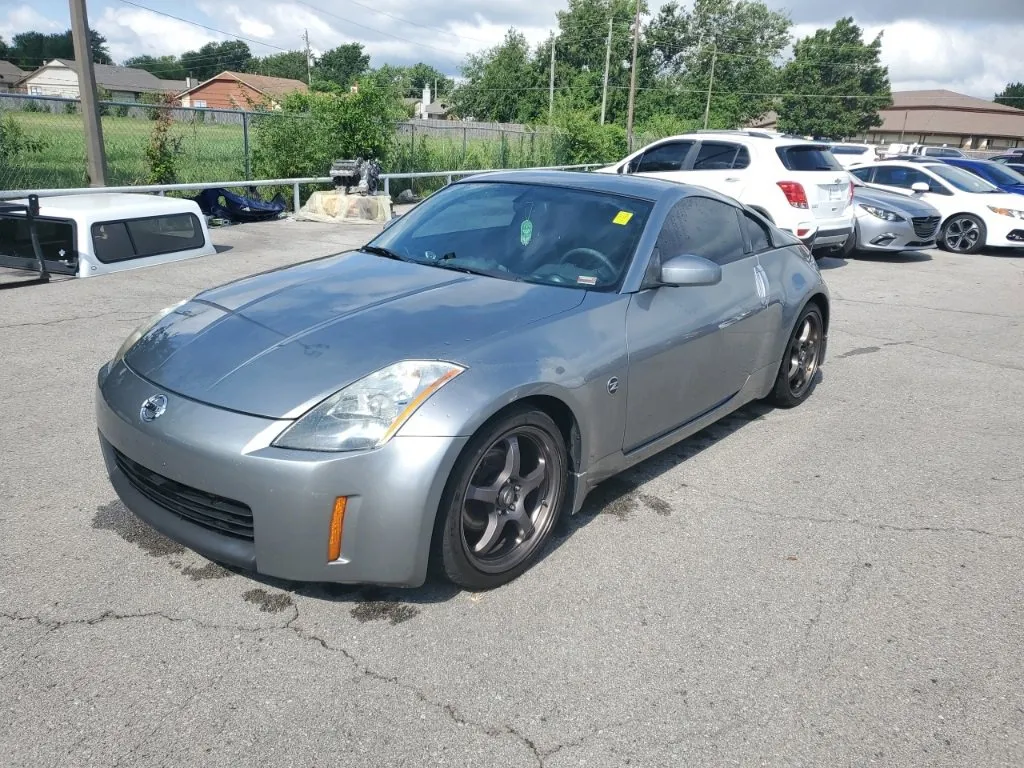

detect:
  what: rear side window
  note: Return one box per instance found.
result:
[776,145,843,171]
[742,212,773,253]
[655,197,746,266]
[692,142,742,170]
[634,141,693,173]
[91,213,205,263]
[850,167,874,182]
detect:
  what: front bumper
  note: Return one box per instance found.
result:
[983,220,1024,248]
[855,215,937,252]
[96,362,468,586]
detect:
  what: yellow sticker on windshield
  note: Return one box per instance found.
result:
[613,211,634,225]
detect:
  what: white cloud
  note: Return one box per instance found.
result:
[222,6,275,40]
[1,4,63,43]
[94,7,222,62]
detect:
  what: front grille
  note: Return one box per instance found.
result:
[114,450,254,540]
[912,216,940,239]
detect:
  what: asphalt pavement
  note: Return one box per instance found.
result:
[1,220,1022,767]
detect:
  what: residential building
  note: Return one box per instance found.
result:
[15,59,184,101]
[0,60,27,93]
[412,86,452,120]
[177,71,308,110]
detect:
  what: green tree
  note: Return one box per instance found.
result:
[0,36,9,60]
[643,0,789,129]
[995,82,1024,109]
[123,55,187,81]
[405,62,454,99]
[180,41,251,81]
[252,83,402,179]
[250,51,309,82]
[451,29,545,122]
[7,29,112,67]
[315,44,370,89]
[778,17,891,139]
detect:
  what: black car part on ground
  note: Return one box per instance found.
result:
[0,194,50,288]
[192,188,286,224]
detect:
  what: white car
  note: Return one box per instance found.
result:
[597,130,855,254]
[850,160,1024,253]
[829,143,877,168]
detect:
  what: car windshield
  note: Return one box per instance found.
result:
[368,181,653,291]
[927,164,1001,193]
[975,162,1024,186]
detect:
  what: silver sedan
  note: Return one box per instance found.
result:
[96,171,830,590]
[842,179,941,255]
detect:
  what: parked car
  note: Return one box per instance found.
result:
[829,143,877,168]
[936,157,1024,194]
[841,178,940,256]
[850,161,1024,253]
[96,171,830,590]
[596,130,854,255]
[984,154,1024,175]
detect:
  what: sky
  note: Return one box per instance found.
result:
[2,0,1020,98]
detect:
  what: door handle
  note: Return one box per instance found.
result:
[725,177,739,182]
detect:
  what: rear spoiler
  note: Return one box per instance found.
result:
[0,194,50,287]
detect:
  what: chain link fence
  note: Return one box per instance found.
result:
[0,94,582,195]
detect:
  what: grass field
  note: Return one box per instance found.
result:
[2,109,577,195]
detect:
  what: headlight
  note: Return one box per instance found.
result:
[113,299,188,363]
[273,360,465,452]
[987,205,1024,219]
[860,204,905,222]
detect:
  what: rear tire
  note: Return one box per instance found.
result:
[434,407,568,590]
[840,227,857,258]
[940,214,985,254]
[769,304,824,408]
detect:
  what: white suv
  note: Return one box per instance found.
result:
[597,130,855,253]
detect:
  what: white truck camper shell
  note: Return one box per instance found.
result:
[0,193,215,283]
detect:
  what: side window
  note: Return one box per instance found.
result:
[741,212,773,253]
[634,141,693,173]
[91,213,205,264]
[873,166,926,189]
[692,142,739,170]
[655,197,746,267]
[733,146,751,169]
[850,167,874,183]
[0,216,77,263]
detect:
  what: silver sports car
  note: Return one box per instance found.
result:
[842,178,941,255]
[96,171,830,590]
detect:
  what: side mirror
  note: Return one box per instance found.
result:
[659,254,722,287]
[911,182,929,193]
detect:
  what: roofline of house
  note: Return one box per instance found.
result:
[175,71,302,99]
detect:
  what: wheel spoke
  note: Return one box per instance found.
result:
[519,462,546,496]
[472,512,506,555]
[466,483,499,505]
[502,436,521,482]
[509,505,535,540]
[798,319,811,343]
[788,353,800,380]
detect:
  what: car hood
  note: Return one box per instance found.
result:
[854,187,939,217]
[124,250,585,418]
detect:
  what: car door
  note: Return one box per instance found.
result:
[867,165,954,210]
[683,141,751,200]
[626,140,696,182]
[623,196,767,451]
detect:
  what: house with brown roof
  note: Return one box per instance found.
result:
[177,71,308,110]
[14,59,184,100]
[857,90,1024,150]
[0,60,27,93]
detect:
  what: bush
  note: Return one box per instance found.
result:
[113,104,130,118]
[552,110,627,166]
[0,114,47,178]
[63,101,78,115]
[21,99,44,113]
[145,94,183,184]
[251,83,403,182]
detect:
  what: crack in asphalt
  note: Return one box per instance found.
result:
[832,296,1018,320]
[0,310,150,330]
[0,607,550,765]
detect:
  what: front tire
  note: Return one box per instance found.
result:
[769,304,824,408]
[940,214,985,254]
[435,407,568,590]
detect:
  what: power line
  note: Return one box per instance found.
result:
[115,0,290,52]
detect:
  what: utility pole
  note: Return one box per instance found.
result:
[600,16,613,125]
[68,0,107,186]
[548,34,556,125]
[625,0,642,152]
[702,44,717,130]
[303,29,312,85]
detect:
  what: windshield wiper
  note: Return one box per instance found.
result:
[430,261,523,281]
[361,244,408,261]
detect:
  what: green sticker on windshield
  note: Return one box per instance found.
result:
[520,219,533,246]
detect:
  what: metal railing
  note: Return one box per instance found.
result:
[0,165,605,208]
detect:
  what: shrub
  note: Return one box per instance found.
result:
[0,114,47,179]
[552,110,627,166]
[63,101,78,115]
[145,94,183,184]
[21,99,44,113]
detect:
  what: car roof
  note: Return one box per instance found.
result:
[455,169,698,202]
